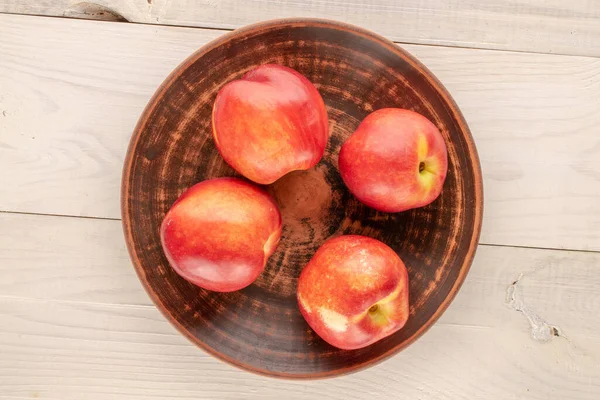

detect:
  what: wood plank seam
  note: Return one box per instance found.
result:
[4,209,600,255]
[2,10,600,60]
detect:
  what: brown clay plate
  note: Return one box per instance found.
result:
[121,18,483,379]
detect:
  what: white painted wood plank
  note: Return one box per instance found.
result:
[1,14,599,250]
[1,0,599,57]
[0,15,222,220]
[1,211,599,397]
[0,213,147,305]
[0,261,598,398]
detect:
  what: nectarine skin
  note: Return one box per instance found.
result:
[212,64,329,185]
[339,108,448,213]
[160,178,282,292]
[297,235,409,350]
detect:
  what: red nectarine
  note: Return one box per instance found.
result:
[160,178,282,292]
[339,108,448,212]
[297,235,409,350]
[212,64,329,185]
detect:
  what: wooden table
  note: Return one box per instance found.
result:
[1,2,599,398]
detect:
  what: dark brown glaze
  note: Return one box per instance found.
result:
[121,18,483,379]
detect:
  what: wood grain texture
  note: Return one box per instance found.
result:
[0,5,598,398]
[1,213,599,396]
[121,18,482,377]
[1,14,599,251]
[1,300,596,400]
[1,0,600,57]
